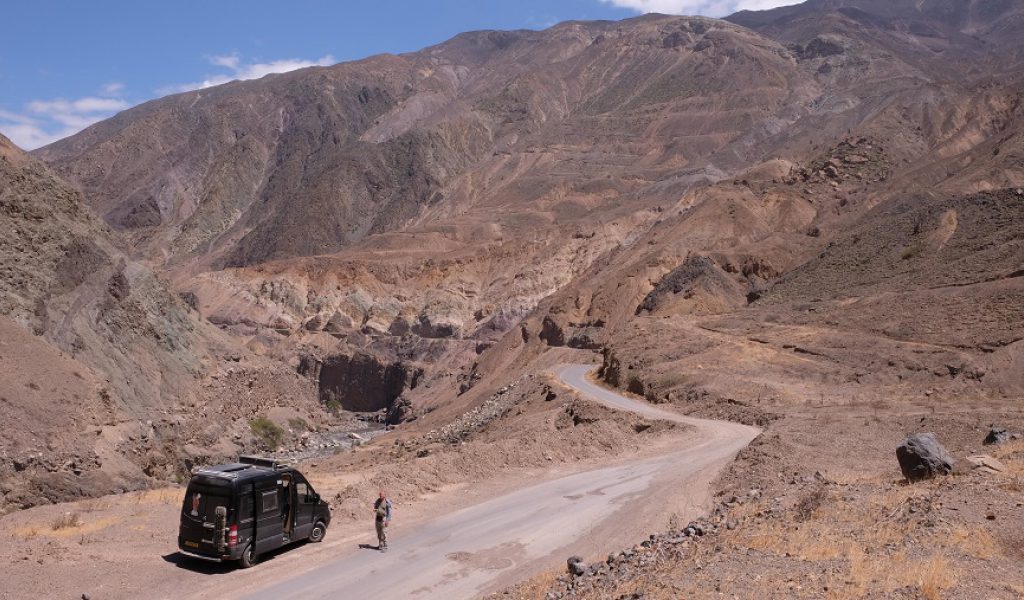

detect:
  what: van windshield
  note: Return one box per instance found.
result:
[181,478,231,522]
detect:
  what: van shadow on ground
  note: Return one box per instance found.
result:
[162,541,313,574]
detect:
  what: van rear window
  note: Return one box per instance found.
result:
[182,484,230,521]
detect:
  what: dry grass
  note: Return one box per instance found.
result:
[942,525,998,560]
[81,497,113,512]
[11,526,40,541]
[505,568,562,599]
[992,439,1024,460]
[50,512,82,531]
[11,514,118,540]
[821,548,955,599]
[794,487,827,521]
[133,487,182,506]
[724,482,970,599]
[48,516,117,538]
[916,554,956,600]
[825,471,892,485]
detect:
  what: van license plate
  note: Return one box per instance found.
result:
[184,540,199,548]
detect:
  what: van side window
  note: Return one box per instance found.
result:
[296,482,309,500]
[239,486,254,523]
[261,490,278,514]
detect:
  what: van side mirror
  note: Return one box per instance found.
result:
[310,493,320,504]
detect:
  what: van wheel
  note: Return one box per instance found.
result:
[309,521,327,543]
[239,544,257,568]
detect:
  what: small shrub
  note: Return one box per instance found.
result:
[900,245,920,260]
[325,398,343,415]
[795,487,827,521]
[250,416,285,450]
[288,417,310,432]
[51,512,82,530]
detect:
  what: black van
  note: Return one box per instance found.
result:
[177,456,331,567]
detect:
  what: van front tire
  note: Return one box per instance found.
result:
[309,521,327,543]
[239,544,257,568]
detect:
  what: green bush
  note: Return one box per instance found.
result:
[250,416,285,450]
[287,417,310,432]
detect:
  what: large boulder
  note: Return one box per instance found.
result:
[896,433,954,482]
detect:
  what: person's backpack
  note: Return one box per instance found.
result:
[375,499,390,520]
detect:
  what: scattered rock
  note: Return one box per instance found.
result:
[386,395,415,425]
[178,290,199,311]
[964,454,1006,474]
[983,426,1016,446]
[896,433,954,482]
[567,555,586,576]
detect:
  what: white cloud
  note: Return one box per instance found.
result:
[0,91,129,150]
[101,81,125,96]
[1,51,336,150]
[209,54,241,70]
[167,53,336,93]
[0,110,77,150]
[600,0,800,17]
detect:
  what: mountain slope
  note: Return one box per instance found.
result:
[0,135,325,512]
[35,9,998,350]
[37,16,810,272]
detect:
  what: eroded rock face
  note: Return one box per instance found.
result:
[312,352,422,412]
[412,312,462,339]
[896,433,954,482]
[540,315,566,347]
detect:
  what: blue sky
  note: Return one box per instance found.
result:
[0,0,797,150]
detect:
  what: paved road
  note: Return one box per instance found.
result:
[242,364,759,600]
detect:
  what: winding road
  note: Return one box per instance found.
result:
[241,365,759,600]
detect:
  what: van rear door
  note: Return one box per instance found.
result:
[179,476,232,557]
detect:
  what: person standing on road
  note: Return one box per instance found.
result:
[373,491,392,552]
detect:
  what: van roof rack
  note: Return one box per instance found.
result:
[238,455,291,470]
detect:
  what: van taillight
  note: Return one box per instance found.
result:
[228,524,238,548]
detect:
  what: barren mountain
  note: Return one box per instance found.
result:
[3,0,1024,595]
